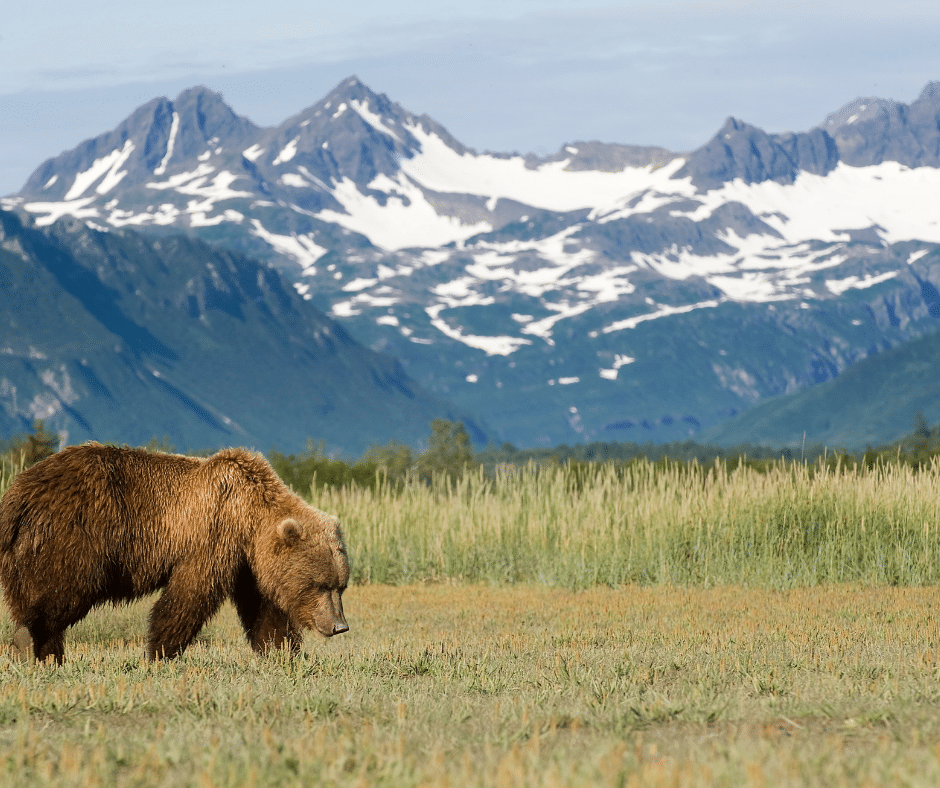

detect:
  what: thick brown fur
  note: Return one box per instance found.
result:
[0,443,349,663]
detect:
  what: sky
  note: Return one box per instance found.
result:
[1,1,939,195]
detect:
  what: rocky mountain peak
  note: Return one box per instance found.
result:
[915,81,940,104]
[168,85,259,154]
[256,76,439,193]
[17,85,260,203]
[294,75,411,134]
[321,75,380,106]
[719,116,748,135]
[674,116,838,189]
[819,97,901,132]
[818,90,940,168]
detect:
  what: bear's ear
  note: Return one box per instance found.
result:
[277,518,305,546]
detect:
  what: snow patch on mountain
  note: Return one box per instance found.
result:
[599,354,636,381]
[65,141,135,200]
[242,144,264,162]
[146,165,252,226]
[595,300,723,335]
[23,196,98,227]
[273,137,299,165]
[462,227,597,298]
[250,219,326,272]
[677,162,940,246]
[575,266,639,302]
[342,277,378,292]
[628,239,844,302]
[825,271,899,295]
[522,303,594,343]
[426,304,532,356]
[146,163,215,191]
[107,203,181,227]
[154,113,180,176]
[350,99,402,143]
[401,122,688,215]
[280,172,308,188]
[317,174,492,250]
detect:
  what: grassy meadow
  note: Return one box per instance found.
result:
[2,457,940,785]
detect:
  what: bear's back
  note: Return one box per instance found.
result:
[0,443,202,552]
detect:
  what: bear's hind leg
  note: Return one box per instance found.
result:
[5,592,83,664]
[10,627,32,662]
[35,631,65,664]
[12,622,65,664]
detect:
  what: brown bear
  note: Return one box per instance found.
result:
[0,442,349,663]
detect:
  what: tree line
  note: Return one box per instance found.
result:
[5,414,940,494]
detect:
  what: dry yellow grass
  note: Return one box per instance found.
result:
[2,583,940,786]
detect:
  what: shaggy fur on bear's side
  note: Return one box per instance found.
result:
[0,443,349,663]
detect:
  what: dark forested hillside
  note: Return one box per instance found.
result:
[0,209,485,454]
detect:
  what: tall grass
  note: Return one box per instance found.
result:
[2,453,938,589]
[319,458,940,588]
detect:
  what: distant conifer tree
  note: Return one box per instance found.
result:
[418,419,474,480]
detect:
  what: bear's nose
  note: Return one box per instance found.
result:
[332,621,349,635]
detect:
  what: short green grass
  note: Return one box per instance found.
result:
[2,585,940,787]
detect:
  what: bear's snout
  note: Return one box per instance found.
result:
[310,588,348,637]
[315,614,349,638]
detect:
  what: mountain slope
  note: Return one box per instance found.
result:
[0,208,484,453]
[7,77,940,448]
[700,322,940,450]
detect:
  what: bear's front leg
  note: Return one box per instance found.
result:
[251,602,302,654]
[232,567,301,654]
[147,570,226,659]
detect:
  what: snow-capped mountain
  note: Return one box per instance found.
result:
[7,77,940,448]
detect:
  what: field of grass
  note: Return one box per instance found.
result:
[2,584,940,786]
[2,457,940,785]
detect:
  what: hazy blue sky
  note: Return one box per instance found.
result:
[1,1,938,194]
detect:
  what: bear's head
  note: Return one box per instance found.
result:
[258,507,350,638]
